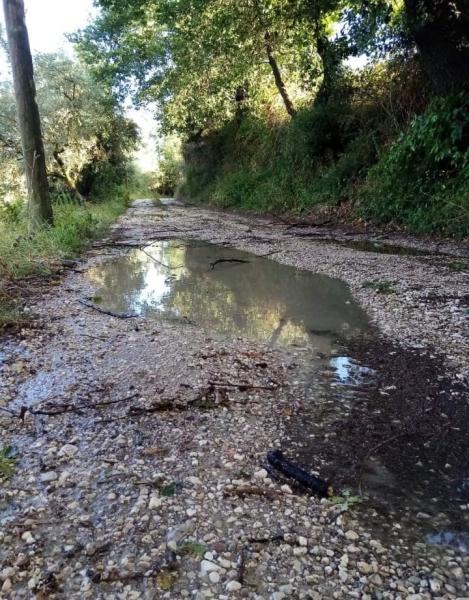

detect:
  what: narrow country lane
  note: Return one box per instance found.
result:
[0,199,468,599]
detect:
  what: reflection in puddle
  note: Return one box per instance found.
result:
[86,240,369,351]
[338,239,430,256]
[330,356,374,385]
[427,531,469,553]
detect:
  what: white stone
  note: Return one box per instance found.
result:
[298,536,308,547]
[357,561,373,575]
[209,571,220,584]
[148,494,162,510]
[1,567,15,581]
[59,444,78,458]
[58,471,71,486]
[279,584,294,594]
[218,558,231,569]
[21,531,35,544]
[345,530,359,541]
[186,476,202,485]
[200,560,220,577]
[39,471,58,483]
[226,581,242,592]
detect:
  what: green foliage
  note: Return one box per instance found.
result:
[0,445,18,480]
[179,541,207,558]
[0,196,23,224]
[180,68,467,236]
[75,0,337,133]
[0,52,138,205]
[360,93,469,235]
[155,135,184,196]
[71,0,469,235]
[180,92,379,214]
[0,186,135,329]
[0,193,129,279]
[329,489,361,509]
[160,481,183,496]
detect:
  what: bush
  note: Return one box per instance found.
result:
[179,65,467,236]
[181,99,378,215]
[360,93,469,235]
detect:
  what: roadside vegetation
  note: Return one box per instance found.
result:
[76,0,469,236]
[0,18,145,328]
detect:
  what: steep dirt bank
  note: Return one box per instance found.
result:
[0,199,467,599]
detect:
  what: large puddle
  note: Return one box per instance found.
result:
[86,240,369,352]
[86,239,469,549]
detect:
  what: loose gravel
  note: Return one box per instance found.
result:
[0,200,467,599]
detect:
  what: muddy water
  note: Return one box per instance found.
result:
[86,240,369,353]
[86,238,469,549]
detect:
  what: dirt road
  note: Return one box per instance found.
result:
[0,199,468,599]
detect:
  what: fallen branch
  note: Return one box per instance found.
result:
[223,484,280,501]
[362,431,411,464]
[77,333,108,341]
[25,392,139,417]
[266,450,332,497]
[140,247,183,270]
[78,299,138,319]
[248,534,284,544]
[209,380,277,391]
[128,401,182,415]
[209,258,249,271]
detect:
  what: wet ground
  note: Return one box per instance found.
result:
[83,234,469,546]
[0,198,468,599]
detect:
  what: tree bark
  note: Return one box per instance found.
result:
[315,32,342,104]
[264,33,296,118]
[2,0,53,226]
[404,0,469,95]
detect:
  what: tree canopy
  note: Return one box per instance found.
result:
[75,0,466,136]
[0,51,138,204]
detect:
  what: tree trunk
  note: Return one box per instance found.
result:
[264,33,296,117]
[2,0,53,226]
[315,33,341,104]
[404,0,469,95]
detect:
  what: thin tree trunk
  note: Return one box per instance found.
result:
[264,33,296,118]
[2,0,53,226]
[315,33,338,103]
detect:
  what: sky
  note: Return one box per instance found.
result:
[0,0,157,171]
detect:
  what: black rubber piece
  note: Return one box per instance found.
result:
[266,449,331,497]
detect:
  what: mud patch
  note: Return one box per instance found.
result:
[286,333,469,545]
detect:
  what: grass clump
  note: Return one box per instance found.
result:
[361,280,396,294]
[0,188,132,329]
[0,445,18,480]
[0,194,128,278]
